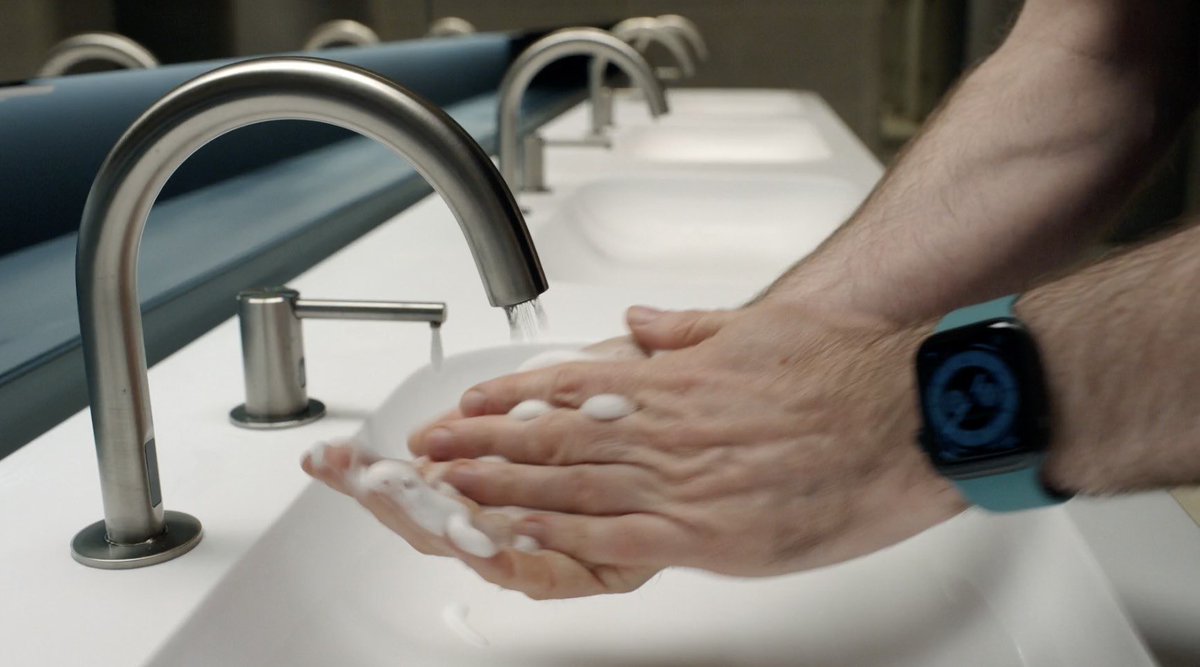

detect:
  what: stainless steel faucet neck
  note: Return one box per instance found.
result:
[655,15,709,63]
[610,17,696,78]
[73,57,546,568]
[588,18,695,135]
[304,20,381,50]
[38,32,158,78]
[497,28,666,190]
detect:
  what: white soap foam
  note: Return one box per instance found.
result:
[512,535,540,553]
[580,394,637,421]
[446,512,499,558]
[305,442,329,470]
[515,349,595,373]
[360,459,461,536]
[442,603,489,647]
[507,399,554,421]
[476,455,510,463]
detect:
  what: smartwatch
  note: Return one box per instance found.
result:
[916,295,1067,512]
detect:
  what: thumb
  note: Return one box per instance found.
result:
[625,305,732,351]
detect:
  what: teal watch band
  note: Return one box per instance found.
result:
[933,295,1063,511]
[954,455,1060,512]
[934,294,1020,332]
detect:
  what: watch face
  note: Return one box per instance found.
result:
[917,320,1048,474]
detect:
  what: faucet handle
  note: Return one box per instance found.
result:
[230,286,446,429]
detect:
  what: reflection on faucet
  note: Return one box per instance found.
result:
[497,27,667,191]
[304,19,381,51]
[71,57,546,569]
[37,32,158,78]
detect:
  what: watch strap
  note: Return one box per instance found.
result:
[935,294,1019,332]
[953,454,1064,512]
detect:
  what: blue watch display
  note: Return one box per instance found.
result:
[917,295,1064,512]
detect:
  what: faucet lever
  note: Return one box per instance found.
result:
[230,286,446,429]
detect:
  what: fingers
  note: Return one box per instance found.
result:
[514,512,694,569]
[302,442,452,557]
[459,359,644,418]
[442,460,660,515]
[626,306,734,351]
[461,546,659,600]
[410,410,636,464]
[301,441,380,496]
[583,334,650,361]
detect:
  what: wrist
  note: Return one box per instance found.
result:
[858,322,966,528]
[1015,292,1114,496]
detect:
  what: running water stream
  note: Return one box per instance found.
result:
[430,323,444,370]
[503,298,546,341]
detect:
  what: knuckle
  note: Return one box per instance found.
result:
[564,469,606,514]
[525,422,566,464]
[547,365,589,405]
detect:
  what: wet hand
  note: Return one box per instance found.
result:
[409,302,965,590]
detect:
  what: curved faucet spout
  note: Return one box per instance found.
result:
[304,19,381,50]
[38,32,158,78]
[610,17,696,77]
[656,15,709,62]
[73,57,546,567]
[498,28,667,189]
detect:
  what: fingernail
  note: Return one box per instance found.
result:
[424,427,455,459]
[460,389,488,416]
[627,305,663,326]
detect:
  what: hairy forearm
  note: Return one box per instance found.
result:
[765,0,1198,324]
[1017,221,1200,494]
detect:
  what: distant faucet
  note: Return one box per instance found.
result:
[427,17,477,38]
[498,28,667,191]
[611,17,697,78]
[38,32,158,78]
[656,14,709,63]
[71,57,547,569]
[589,17,695,135]
[304,19,381,50]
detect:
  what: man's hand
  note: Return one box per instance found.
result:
[302,441,662,599]
[408,302,965,592]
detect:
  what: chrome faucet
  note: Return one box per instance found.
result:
[611,17,697,79]
[38,32,158,78]
[304,19,381,50]
[656,15,709,64]
[72,57,547,569]
[427,17,477,38]
[498,27,667,191]
[589,17,697,135]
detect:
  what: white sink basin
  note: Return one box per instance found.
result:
[611,88,812,123]
[661,88,811,117]
[531,175,864,287]
[617,121,832,165]
[151,345,1152,667]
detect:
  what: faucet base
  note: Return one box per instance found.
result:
[71,511,203,570]
[229,398,326,429]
